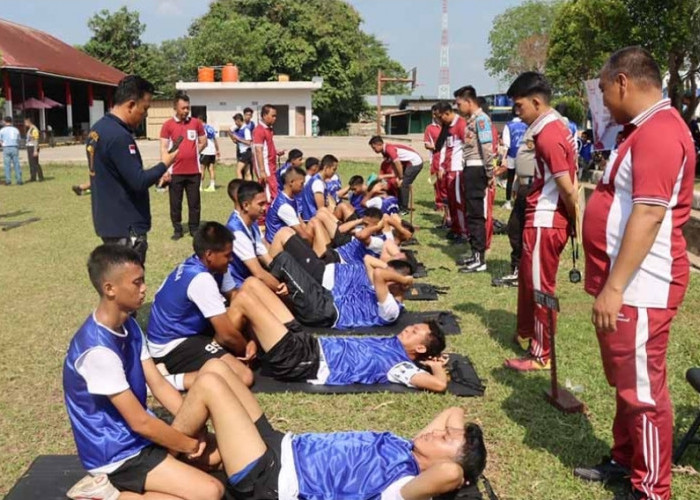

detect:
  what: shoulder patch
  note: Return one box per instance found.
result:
[476,115,492,144]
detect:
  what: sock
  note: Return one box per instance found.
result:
[209,181,215,187]
[163,373,186,391]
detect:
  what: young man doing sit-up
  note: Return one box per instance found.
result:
[63,244,257,499]
[363,179,401,215]
[265,166,314,244]
[229,277,450,392]
[147,222,253,387]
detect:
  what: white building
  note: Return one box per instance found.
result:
[175,80,323,136]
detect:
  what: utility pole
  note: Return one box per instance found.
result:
[438,0,450,99]
[376,68,417,135]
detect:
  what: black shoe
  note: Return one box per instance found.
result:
[574,456,630,484]
[71,185,83,196]
[171,232,184,241]
[459,253,486,273]
[399,209,410,216]
[612,489,644,500]
[456,254,476,266]
[451,235,470,245]
[492,270,518,287]
[446,231,458,240]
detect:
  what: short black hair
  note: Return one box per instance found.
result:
[114,75,155,106]
[600,46,662,89]
[459,423,487,486]
[3,116,11,123]
[368,179,382,192]
[435,100,453,114]
[261,104,276,117]
[243,107,254,114]
[287,149,303,161]
[506,72,552,102]
[423,319,447,358]
[453,85,478,101]
[349,175,364,186]
[237,180,264,205]
[431,103,440,112]
[284,166,306,184]
[305,157,320,170]
[477,97,490,115]
[173,90,190,106]
[233,113,243,121]
[87,244,142,295]
[321,154,338,168]
[387,258,416,277]
[401,220,415,235]
[227,178,243,203]
[364,207,383,220]
[193,222,234,258]
[368,135,384,146]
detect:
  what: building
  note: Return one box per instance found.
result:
[384,96,439,135]
[164,80,323,138]
[0,18,125,138]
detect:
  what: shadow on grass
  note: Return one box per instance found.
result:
[673,403,700,469]
[455,301,522,356]
[0,209,31,218]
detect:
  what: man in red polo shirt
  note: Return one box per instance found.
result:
[502,72,578,372]
[160,91,206,240]
[252,104,285,202]
[574,47,695,500]
[369,135,423,216]
[423,104,448,224]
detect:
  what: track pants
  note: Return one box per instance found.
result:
[263,170,279,203]
[516,226,568,361]
[485,185,495,250]
[434,173,448,210]
[446,171,467,236]
[597,305,676,500]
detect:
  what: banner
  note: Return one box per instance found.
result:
[584,78,623,151]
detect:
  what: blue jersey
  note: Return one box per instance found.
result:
[336,235,384,264]
[580,142,593,163]
[349,192,366,216]
[226,210,265,287]
[568,120,578,139]
[320,336,413,385]
[292,431,419,499]
[326,174,342,203]
[147,256,224,345]
[300,173,327,220]
[276,161,292,188]
[204,123,217,140]
[367,196,399,215]
[63,315,151,471]
[332,263,400,328]
[265,192,301,244]
[506,119,527,158]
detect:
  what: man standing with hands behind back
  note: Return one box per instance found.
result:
[252,104,285,203]
[574,47,696,500]
[87,75,177,264]
[160,91,206,241]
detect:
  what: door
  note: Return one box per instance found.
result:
[272,105,289,135]
[295,107,306,136]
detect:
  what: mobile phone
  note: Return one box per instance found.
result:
[168,136,184,153]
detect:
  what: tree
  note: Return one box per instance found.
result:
[546,0,631,96]
[184,0,407,131]
[81,7,146,75]
[485,0,563,84]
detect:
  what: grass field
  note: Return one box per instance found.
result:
[1,161,699,499]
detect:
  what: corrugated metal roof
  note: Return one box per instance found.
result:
[0,18,125,85]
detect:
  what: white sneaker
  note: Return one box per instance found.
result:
[67,474,119,500]
[502,201,512,210]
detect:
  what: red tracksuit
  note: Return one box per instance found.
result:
[516,110,576,362]
[424,122,447,210]
[583,99,695,500]
[443,116,468,236]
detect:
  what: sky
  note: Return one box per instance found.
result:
[1,0,525,95]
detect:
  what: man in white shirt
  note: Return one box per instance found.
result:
[0,116,22,185]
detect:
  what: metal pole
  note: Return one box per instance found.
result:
[549,306,558,400]
[20,72,26,122]
[376,70,382,135]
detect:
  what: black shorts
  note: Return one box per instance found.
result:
[463,167,488,199]
[227,417,284,500]
[331,230,352,248]
[237,149,253,164]
[346,211,361,223]
[108,444,168,493]
[200,154,216,167]
[283,233,326,284]
[269,252,337,327]
[154,335,228,373]
[260,330,320,381]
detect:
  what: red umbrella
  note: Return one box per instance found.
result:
[16,97,51,110]
[42,97,63,108]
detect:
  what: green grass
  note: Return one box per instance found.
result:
[1,162,699,499]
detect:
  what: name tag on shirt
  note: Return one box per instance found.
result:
[187,130,197,141]
[129,144,137,155]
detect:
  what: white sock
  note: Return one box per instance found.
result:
[163,373,186,391]
[209,181,215,187]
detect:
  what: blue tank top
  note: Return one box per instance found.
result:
[63,315,152,471]
[301,173,327,220]
[265,192,300,244]
[276,161,291,188]
[320,336,412,385]
[292,431,419,499]
[204,123,217,140]
[326,174,342,203]
[506,119,527,158]
[381,196,399,215]
[336,235,384,264]
[226,210,264,287]
[147,256,223,345]
[349,192,366,216]
[332,263,399,329]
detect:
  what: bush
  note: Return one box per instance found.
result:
[552,96,586,127]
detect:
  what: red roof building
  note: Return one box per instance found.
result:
[0,18,126,137]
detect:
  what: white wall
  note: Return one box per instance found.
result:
[184,88,314,136]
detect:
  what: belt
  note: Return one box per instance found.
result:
[519,176,533,186]
[465,160,484,167]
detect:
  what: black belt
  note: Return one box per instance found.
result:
[519,176,534,186]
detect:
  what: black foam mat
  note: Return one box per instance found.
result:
[405,283,450,301]
[252,353,485,397]
[299,310,461,336]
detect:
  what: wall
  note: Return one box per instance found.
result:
[146,100,175,139]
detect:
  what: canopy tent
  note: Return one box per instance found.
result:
[16,97,52,110]
[42,96,63,108]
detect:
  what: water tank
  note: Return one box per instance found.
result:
[278,73,290,82]
[222,64,239,82]
[198,67,214,82]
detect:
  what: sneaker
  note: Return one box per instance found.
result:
[504,355,551,371]
[67,474,119,500]
[204,184,216,192]
[451,235,470,245]
[512,334,530,351]
[459,255,486,273]
[171,232,184,241]
[502,201,512,210]
[573,456,631,484]
[71,185,83,196]
[613,489,644,500]
[492,271,518,287]
[446,231,458,240]
[456,254,476,266]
